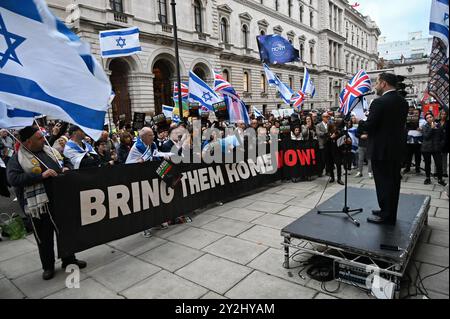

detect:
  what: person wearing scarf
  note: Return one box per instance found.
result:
[6,126,86,280]
[63,125,100,169]
[125,127,162,164]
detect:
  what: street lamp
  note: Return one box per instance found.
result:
[170,0,183,120]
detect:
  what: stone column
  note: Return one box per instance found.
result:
[128,72,155,115]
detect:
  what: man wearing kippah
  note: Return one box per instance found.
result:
[365,73,409,225]
[6,126,87,280]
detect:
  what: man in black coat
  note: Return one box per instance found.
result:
[365,73,409,225]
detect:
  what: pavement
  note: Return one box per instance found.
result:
[0,168,448,299]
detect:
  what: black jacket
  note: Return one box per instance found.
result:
[356,120,369,148]
[116,143,130,164]
[421,122,445,153]
[6,151,70,211]
[365,91,409,161]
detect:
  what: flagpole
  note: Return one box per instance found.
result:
[171,0,184,122]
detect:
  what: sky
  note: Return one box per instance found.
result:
[354,0,431,42]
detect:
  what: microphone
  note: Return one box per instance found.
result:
[359,91,375,97]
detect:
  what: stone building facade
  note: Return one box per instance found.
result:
[47,0,380,122]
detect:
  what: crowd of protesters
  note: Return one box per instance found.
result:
[0,103,448,279]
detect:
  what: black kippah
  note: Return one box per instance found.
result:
[19,126,38,142]
[379,73,398,87]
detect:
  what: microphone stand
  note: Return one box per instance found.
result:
[317,95,368,227]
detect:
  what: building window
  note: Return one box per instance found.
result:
[289,76,294,90]
[158,0,167,24]
[194,0,202,33]
[242,24,249,49]
[329,79,333,98]
[110,0,123,12]
[261,73,266,92]
[288,0,292,17]
[310,11,314,28]
[365,62,369,70]
[260,29,266,36]
[299,5,304,23]
[310,45,314,64]
[329,3,332,28]
[223,69,229,82]
[275,0,279,11]
[243,71,250,92]
[300,43,305,61]
[346,57,349,72]
[220,18,228,43]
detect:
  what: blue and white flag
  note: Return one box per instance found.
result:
[0,102,39,129]
[162,105,180,123]
[188,71,222,111]
[302,68,316,97]
[162,105,174,118]
[253,106,265,119]
[429,0,449,57]
[99,27,141,58]
[63,140,97,169]
[263,64,293,105]
[0,0,111,140]
[257,34,300,65]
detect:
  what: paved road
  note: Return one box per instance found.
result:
[0,169,448,299]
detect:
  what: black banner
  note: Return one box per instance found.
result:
[48,141,318,256]
[132,112,146,131]
[278,140,319,179]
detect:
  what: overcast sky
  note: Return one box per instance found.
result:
[354,0,431,41]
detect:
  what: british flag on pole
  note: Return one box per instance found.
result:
[213,70,239,99]
[173,82,189,100]
[291,90,306,111]
[339,70,372,116]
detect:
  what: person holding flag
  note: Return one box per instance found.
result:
[7,126,86,280]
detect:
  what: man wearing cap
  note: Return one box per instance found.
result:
[6,126,86,280]
[63,125,100,169]
[316,112,331,178]
[365,73,409,225]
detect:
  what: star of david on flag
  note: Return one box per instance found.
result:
[99,27,141,58]
[188,71,222,111]
[0,0,111,140]
[116,37,126,48]
[339,70,372,116]
[0,13,26,68]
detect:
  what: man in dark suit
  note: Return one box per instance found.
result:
[365,73,409,225]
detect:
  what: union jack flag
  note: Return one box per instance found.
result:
[173,82,189,100]
[339,70,372,116]
[213,70,239,99]
[291,90,306,111]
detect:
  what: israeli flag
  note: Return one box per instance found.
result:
[0,102,39,129]
[188,71,222,111]
[162,105,174,119]
[429,0,449,57]
[302,68,316,97]
[100,27,141,58]
[263,64,293,105]
[253,106,265,119]
[0,0,111,140]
